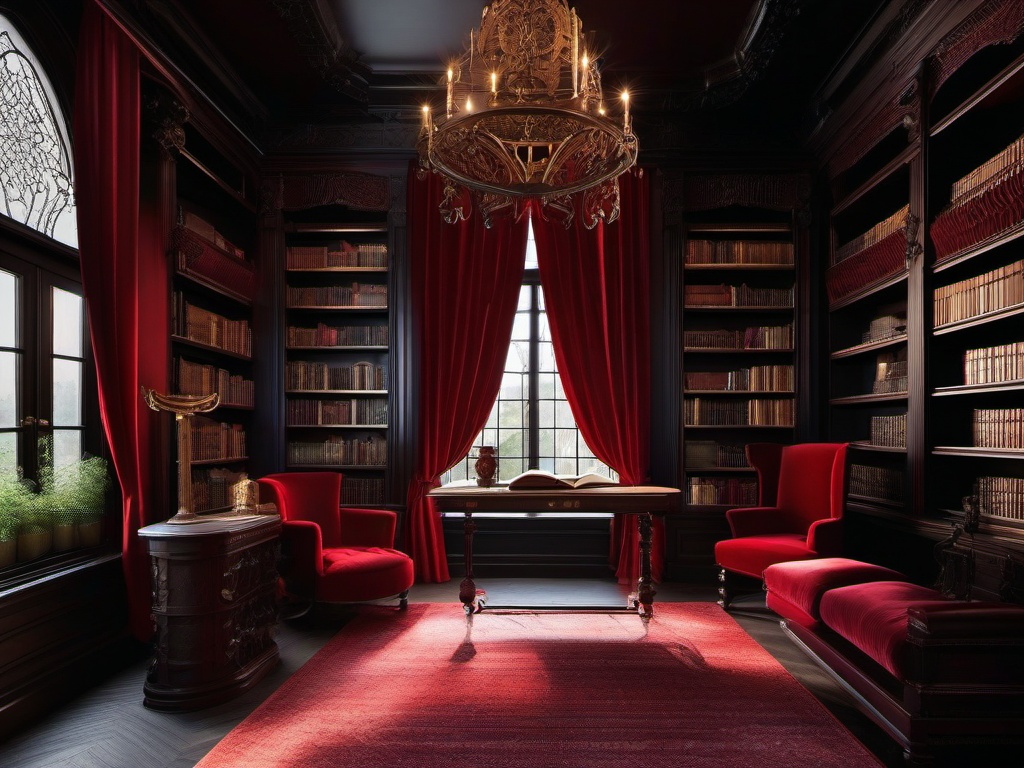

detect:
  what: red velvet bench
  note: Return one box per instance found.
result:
[763,557,1024,765]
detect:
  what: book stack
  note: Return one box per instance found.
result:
[341,477,386,506]
[286,241,388,269]
[686,476,758,506]
[976,476,1024,521]
[826,205,909,304]
[872,351,908,395]
[684,284,794,308]
[286,283,387,308]
[684,365,794,392]
[848,464,904,503]
[286,361,388,391]
[932,133,1024,261]
[286,397,388,426]
[972,408,1024,448]
[176,359,254,407]
[863,313,907,343]
[173,293,252,357]
[287,434,387,466]
[869,414,907,448]
[172,227,255,300]
[964,341,1024,385]
[179,208,246,261]
[684,240,794,265]
[934,258,1024,326]
[190,416,246,461]
[191,467,247,513]
[286,323,388,347]
[684,397,794,426]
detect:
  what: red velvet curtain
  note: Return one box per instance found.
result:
[74,0,167,641]
[532,172,659,582]
[406,170,528,582]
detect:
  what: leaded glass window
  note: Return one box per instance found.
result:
[0,15,77,247]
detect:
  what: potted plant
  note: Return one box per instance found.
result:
[0,468,31,568]
[35,437,111,552]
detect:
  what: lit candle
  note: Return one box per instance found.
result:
[422,104,431,131]
[581,55,589,96]
[491,71,497,95]
[572,10,579,96]
[447,68,453,117]
[466,96,473,113]
[621,91,631,133]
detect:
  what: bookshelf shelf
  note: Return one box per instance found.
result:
[287,305,389,312]
[683,306,794,313]
[175,269,253,307]
[849,442,907,454]
[285,389,388,395]
[933,380,1024,397]
[932,446,1024,459]
[171,336,253,361]
[683,390,794,396]
[683,264,793,272]
[932,220,1024,273]
[682,348,795,354]
[831,335,908,360]
[287,424,388,430]
[830,393,908,406]
[286,266,388,274]
[684,424,795,430]
[827,269,908,311]
[190,457,248,466]
[286,464,386,471]
[932,303,1024,336]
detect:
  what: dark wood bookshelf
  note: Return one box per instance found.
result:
[831,335,908,359]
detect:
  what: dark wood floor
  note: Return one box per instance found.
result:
[0,579,904,767]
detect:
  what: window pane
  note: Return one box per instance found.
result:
[0,270,17,347]
[537,341,557,372]
[52,287,83,357]
[555,400,575,428]
[0,351,18,427]
[0,15,78,247]
[52,429,81,472]
[0,432,16,475]
[52,358,82,426]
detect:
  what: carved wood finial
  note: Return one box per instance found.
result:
[144,89,190,156]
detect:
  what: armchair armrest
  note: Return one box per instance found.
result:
[338,507,398,548]
[806,517,843,556]
[279,519,324,598]
[725,506,805,537]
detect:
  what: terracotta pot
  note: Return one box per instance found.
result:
[77,520,102,548]
[18,529,52,561]
[53,523,78,552]
[0,539,15,568]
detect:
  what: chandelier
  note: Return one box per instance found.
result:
[417,0,639,228]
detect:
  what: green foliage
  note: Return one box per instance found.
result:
[33,436,112,528]
[0,444,34,540]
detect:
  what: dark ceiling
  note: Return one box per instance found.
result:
[140,0,891,148]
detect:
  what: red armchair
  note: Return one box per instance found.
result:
[713,442,849,609]
[257,472,414,613]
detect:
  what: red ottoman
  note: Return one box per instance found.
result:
[764,557,907,628]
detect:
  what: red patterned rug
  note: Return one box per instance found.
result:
[196,603,881,767]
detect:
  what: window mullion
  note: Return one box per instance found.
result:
[528,282,540,467]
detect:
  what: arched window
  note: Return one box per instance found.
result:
[0,14,77,248]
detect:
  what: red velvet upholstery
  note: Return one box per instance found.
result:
[714,443,849,586]
[764,557,909,628]
[258,472,414,608]
[818,581,952,678]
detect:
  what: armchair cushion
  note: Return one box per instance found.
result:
[714,533,814,580]
[319,547,416,603]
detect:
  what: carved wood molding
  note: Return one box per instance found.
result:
[928,0,1024,98]
[143,86,190,157]
[663,172,811,214]
[260,172,390,214]
[270,0,369,102]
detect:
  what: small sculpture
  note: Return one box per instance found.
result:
[474,446,497,487]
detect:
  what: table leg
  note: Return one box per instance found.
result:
[458,510,485,614]
[636,512,656,618]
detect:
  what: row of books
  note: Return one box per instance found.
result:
[825,227,907,304]
[684,284,794,308]
[873,352,908,395]
[686,476,758,506]
[684,240,794,266]
[684,324,793,350]
[869,413,907,448]
[684,397,794,426]
[950,133,1024,210]
[286,323,388,347]
[285,361,388,391]
[834,205,909,265]
[848,464,904,503]
[863,313,907,344]
[172,293,253,357]
[976,476,1024,521]
[683,440,749,468]
[684,365,794,392]
[190,417,246,462]
[972,408,1024,449]
[179,207,246,261]
[176,358,254,407]
[287,435,387,466]
[964,340,1024,385]
[340,477,386,506]
[286,242,388,269]
[934,259,1024,326]
[287,284,387,308]
[191,468,247,513]
[286,398,388,427]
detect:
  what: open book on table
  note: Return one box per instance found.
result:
[506,470,618,490]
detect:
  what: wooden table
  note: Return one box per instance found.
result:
[428,484,680,618]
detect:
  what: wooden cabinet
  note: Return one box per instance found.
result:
[138,515,280,712]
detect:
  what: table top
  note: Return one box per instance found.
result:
[428,483,681,513]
